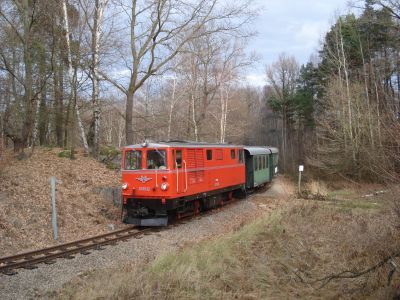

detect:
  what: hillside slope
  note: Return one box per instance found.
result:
[0,148,124,257]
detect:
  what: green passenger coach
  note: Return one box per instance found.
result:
[244,146,279,189]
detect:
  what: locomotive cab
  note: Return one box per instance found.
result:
[122,145,173,226]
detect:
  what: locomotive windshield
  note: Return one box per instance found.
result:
[146,149,167,169]
[124,150,142,170]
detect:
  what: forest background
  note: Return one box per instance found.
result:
[0,0,399,182]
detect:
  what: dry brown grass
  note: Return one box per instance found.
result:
[306,180,329,196]
[54,192,400,300]
[0,147,124,256]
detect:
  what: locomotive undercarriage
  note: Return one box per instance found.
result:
[123,185,245,226]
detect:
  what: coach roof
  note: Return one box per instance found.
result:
[268,147,279,154]
[243,146,270,155]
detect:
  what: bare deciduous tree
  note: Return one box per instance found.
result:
[102,0,255,145]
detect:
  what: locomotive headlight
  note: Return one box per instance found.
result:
[160,182,169,191]
[122,183,128,190]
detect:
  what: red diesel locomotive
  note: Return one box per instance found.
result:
[121,141,246,226]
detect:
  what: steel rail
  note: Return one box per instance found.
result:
[0,226,137,264]
[0,226,153,275]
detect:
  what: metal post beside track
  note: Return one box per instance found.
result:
[50,176,58,240]
[298,165,304,194]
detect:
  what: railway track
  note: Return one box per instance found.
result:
[0,226,155,276]
[0,196,248,276]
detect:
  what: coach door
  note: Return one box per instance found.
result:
[174,149,185,193]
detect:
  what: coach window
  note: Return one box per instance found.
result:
[146,150,167,169]
[206,149,212,160]
[124,150,142,170]
[231,149,235,159]
[259,156,262,170]
[263,155,266,169]
[266,155,269,168]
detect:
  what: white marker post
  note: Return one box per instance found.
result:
[298,165,304,194]
[50,177,58,240]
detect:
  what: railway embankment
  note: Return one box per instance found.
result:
[0,147,124,257]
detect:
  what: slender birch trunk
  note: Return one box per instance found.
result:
[220,87,225,143]
[167,78,176,141]
[219,85,229,143]
[338,20,355,163]
[61,0,89,152]
[192,94,198,142]
[91,0,108,157]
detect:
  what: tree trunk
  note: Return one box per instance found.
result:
[61,0,89,152]
[54,53,64,147]
[125,89,134,145]
[21,0,34,151]
[191,94,198,141]
[91,0,107,157]
[38,46,48,145]
[167,78,177,141]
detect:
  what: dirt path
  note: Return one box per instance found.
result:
[260,176,295,199]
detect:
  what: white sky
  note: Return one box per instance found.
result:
[246,0,353,86]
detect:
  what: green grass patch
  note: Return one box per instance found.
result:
[332,199,381,210]
[99,145,121,157]
[147,211,284,299]
[57,149,76,159]
[327,188,357,200]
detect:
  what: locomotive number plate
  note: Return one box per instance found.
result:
[138,187,151,191]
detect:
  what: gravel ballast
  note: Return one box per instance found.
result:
[0,198,277,300]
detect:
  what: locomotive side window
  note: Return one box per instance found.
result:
[238,149,244,163]
[231,149,235,159]
[175,150,182,168]
[206,149,212,160]
[146,150,167,169]
[124,150,142,170]
[215,149,223,160]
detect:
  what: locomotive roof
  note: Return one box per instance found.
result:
[125,140,242,149]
